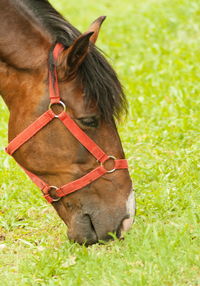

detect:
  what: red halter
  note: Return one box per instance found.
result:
[5,43,128,203]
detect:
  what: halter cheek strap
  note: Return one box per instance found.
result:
[5,43,128,204]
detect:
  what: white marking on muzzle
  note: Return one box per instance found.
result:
[121,191,136,233]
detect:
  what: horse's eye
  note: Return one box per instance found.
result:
[79,117,99,128]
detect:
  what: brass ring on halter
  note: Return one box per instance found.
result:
[101,155,116,173]
[48,186,61,202]
[49,101,66,118]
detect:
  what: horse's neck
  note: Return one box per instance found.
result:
[0,0,51,68]
[0,0,51,107]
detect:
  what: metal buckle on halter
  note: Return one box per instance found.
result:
[47,186,61,202]
[49,101,66,118]
[100,156,116,173]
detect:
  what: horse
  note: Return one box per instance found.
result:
[0,0,135,245]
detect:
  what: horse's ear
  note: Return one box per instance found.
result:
[58,31,94,77]
[67,31,94,69]
[87,16,106,44]
[57,17,106,77]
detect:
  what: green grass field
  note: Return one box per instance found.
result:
[0,0,200,285]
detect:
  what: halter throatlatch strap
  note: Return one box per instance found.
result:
[5,43,129,204]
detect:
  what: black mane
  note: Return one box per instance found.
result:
[18,0,127,120]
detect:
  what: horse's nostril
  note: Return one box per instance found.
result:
[84,214,96,236]
[67,214,98,246]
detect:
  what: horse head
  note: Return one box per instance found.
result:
[0,0,135,245]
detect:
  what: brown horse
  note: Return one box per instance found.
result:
[0,0,135,245]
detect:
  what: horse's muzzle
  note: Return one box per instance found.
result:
[67,192,136,245]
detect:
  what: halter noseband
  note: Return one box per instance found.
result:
[5,43,128,203]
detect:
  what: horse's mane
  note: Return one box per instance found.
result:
[16,0,127,120]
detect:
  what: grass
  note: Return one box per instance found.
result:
[0,0,200,285]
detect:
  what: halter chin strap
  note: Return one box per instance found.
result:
[5,43,128,204]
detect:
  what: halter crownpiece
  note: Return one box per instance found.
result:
[5,43,129,203]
